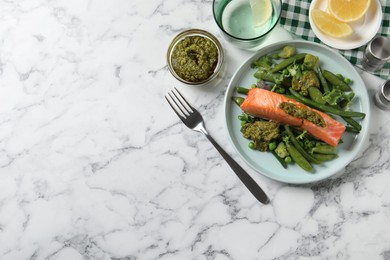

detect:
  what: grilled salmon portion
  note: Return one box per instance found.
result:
[240,88,346,147]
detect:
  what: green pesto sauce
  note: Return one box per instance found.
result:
[241,121,280,152]
[280,102,326,127]
[292,70,320,96]
[171,36,218,82]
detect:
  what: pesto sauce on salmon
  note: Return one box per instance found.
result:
[279,102,326,127]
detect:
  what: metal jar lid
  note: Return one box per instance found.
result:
[374,79,390,110]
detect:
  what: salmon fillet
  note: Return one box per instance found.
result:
[240,88,346,147]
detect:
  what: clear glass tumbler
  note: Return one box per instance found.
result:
[212,0,282,51]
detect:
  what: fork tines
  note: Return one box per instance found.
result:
[165,88,193,119]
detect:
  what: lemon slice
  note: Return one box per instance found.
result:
[328,0,371,22]
[311,9,353,38]
[249,0,272,27]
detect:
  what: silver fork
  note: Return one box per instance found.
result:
[165,88,270,204]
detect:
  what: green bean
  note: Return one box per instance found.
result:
[236,87,250,95]
[346,126,360,133]
[308,87,326,105]
[272,150,287,168]
[286,142,314,172]
[289,88,366,118]
[323,70,352,91]
[311,144,337,154]
[342,116,362,131]
[232,96,245,106]
[315,66,330,92]
[271,53,307,73]
[285,125,322,164]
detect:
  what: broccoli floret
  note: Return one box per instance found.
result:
[303,54,319,70]
[277,45,296,59]
[275,142,289,158]
[292,70,320,96]
[251,55,273,69]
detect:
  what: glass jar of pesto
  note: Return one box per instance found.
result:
[167,29,225,86]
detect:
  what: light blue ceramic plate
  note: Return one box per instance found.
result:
[224,40,371,184]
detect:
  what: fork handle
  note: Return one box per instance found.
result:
[199,128,270,204]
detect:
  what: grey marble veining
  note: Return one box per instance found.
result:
[0,0,388,259]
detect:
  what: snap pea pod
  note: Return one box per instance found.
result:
[285,125,322,164]
[254,70,292,86]
[308,87,326,105]
[312,153,338,162]
[311,144,337,154]
[342,116,362,132]
[323,70,352,91]
[315,66,330,92]
[286,141,314,172]
[289,88,366,118]
[271,53,307,73]
[236,87,250,95]
[232,96,245,106]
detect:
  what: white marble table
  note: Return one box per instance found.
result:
[0,0,389,259]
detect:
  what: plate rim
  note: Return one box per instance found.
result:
[308,0,382,50]
[223,40,371,184]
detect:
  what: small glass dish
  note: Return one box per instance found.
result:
[167,29,225,87]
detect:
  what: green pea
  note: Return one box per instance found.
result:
[277,87,285,94]
[248,142,255,149]
[284,156,292,164]
[269,142,277,151]
[344,78,352,85]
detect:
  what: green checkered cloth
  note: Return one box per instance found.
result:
[280,0,390,79]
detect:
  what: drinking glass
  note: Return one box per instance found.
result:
[212,0,282,50]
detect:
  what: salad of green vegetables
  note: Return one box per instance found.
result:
[232,45,365,173]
